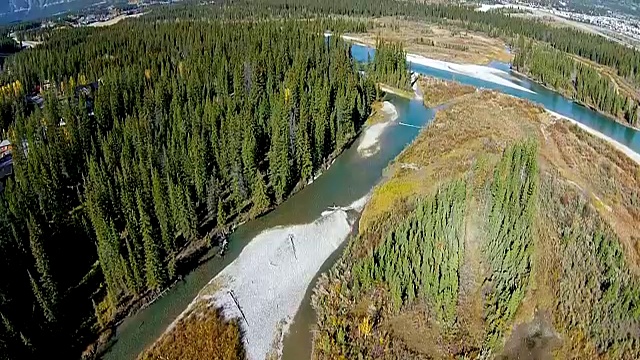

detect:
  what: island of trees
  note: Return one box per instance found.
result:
[312,85,640,359]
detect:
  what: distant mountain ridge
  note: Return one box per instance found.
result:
[5,0,76,14]
[0,0,116,24]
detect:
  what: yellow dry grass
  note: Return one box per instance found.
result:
[360,90,542,240]
[364,101,385,126]
[350,86,640,359]
[539,118,640,273]
[378,83,415,99]
[348,19,512,65]
[419,76,476,107]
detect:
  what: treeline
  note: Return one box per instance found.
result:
[0,21,40,37]
[483,140,538,350]
[0,38,19,53]
[7,0,640,87]
[0,19,378,359]
[149,0,640,87]
[313,140,540,358]
[353,181,466,322]
[370,39,410,90]
[0,80,26,131]
[514,40,639,126]
[13,26,59,42]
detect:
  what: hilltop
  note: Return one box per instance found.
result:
[312,80,640,359]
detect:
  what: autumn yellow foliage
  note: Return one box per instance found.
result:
[138,303,244,360]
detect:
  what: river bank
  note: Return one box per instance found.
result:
[140,102,408,359]
[131,95,409,360]
[311,86,640,359]
[547,110,640,165]
[378,84,415,99]
[357,101,399,157]
[97,93,374,360]
[201,194,368,360]
[341,34,534,95]
[343,19,512,65]
[511,68,639,131]
[106,39,640,360]
[406,53,535,94]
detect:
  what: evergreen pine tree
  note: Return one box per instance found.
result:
[251,170,271,217]
[137,192,166,290]
[27,215,57,304]
[28,272,55,324]
[151,169,174,257]
[217,199,227,227]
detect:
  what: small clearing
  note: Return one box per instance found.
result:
[88,13,146,27]
[419,76,476,107]
[345,19,511,65]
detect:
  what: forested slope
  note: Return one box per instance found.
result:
[133,0,640,128]
[312,86,640,359]
[0,19,377,359]
[1,0,640,358]
[140,0,640,86]
[369,39,410,91]
[514,39,639,127]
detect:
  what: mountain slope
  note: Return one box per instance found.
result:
[312,84,640,359]
[0,0,111,24]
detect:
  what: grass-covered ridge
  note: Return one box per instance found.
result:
[312,83,640,359]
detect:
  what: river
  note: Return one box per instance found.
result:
[101,42,640,360]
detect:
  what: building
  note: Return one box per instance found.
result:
[0,140,12,187]
[0,139,11,158]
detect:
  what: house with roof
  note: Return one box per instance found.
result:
[0,139,11,158]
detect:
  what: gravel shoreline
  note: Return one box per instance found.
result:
[357,101,399,157]
[165,195,370,360]
[406,53,536,94]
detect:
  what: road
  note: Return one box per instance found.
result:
[9,32,42,49]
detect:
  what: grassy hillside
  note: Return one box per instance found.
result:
[311,84,640,359]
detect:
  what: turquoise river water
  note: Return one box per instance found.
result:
[102,42,639,360]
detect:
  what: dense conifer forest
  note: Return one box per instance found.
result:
[140,0,640,86]
[0,17,381,358]
[370,39,410,90]
[513,40,639,126]
[1,0,640,358]
[0,38,19,54]
[138,0,640,126]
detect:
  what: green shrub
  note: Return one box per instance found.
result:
[482,140,538,350]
